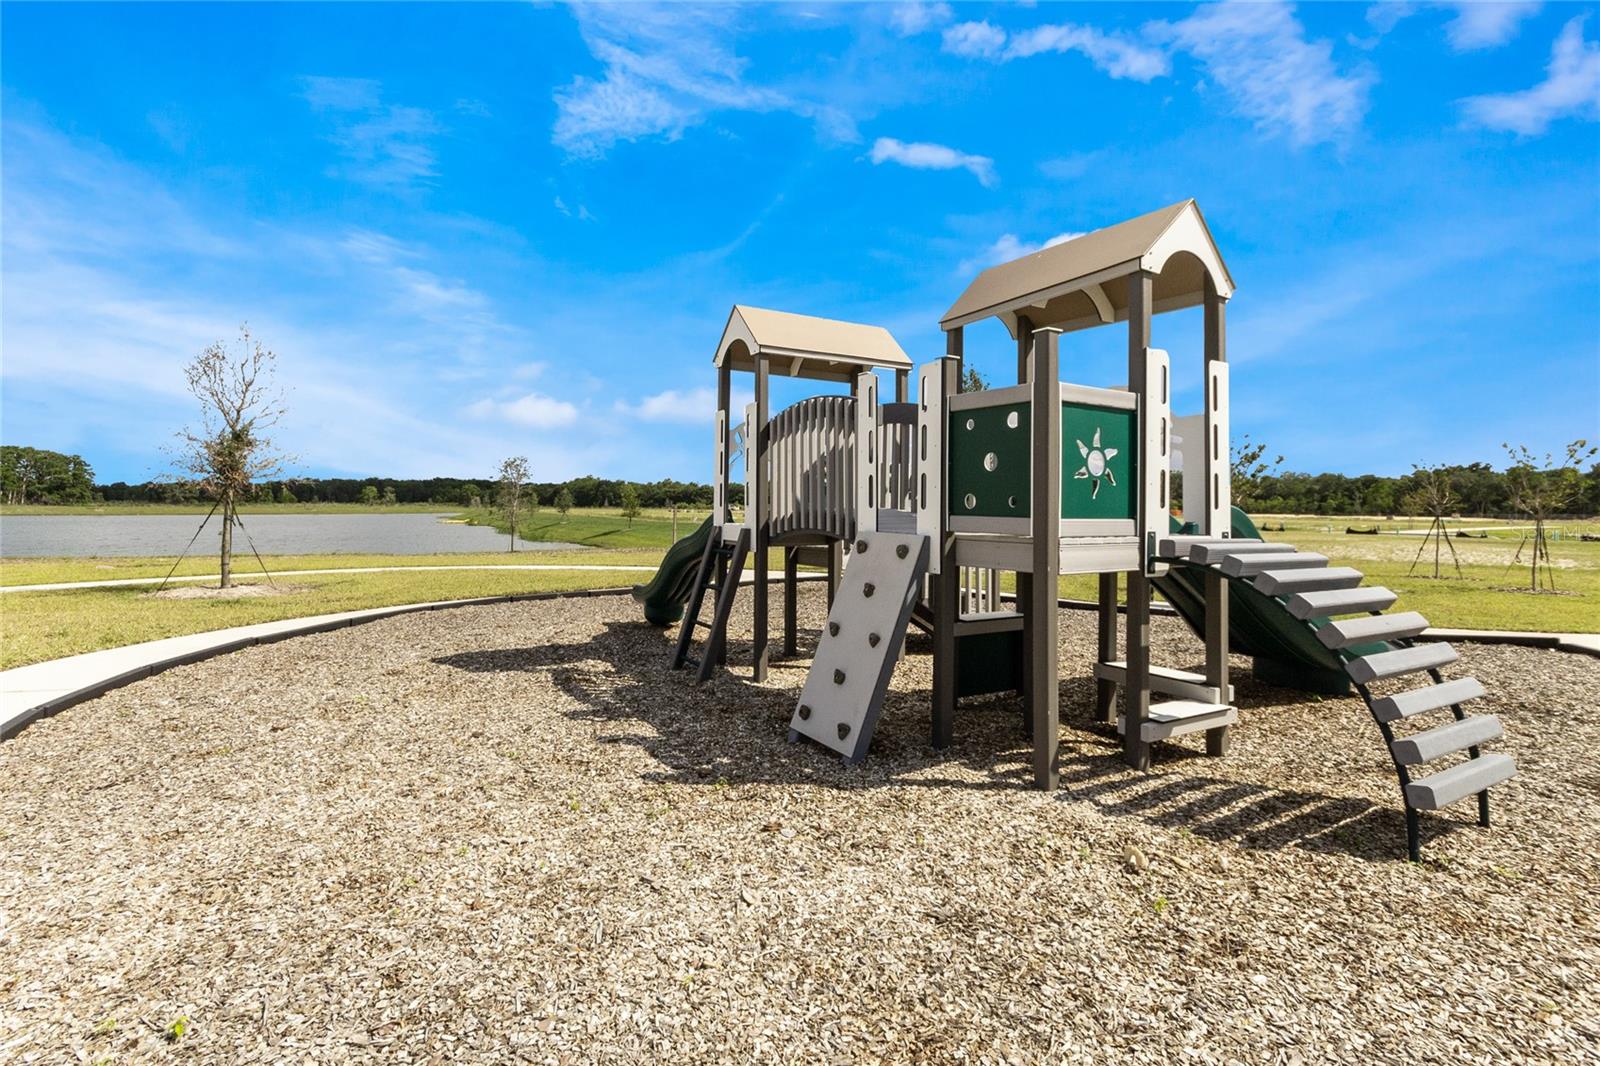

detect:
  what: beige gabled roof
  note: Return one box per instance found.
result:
[714,305,911,381]
[941,200,1235,337]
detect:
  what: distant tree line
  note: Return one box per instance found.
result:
[1,446,95,504]
[91,474,745,509]
[1177,460,1600,518]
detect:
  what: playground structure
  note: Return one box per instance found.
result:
[638,200,1515,860]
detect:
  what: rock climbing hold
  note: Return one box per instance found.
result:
[797,704,811,720]
[837,722,851,740]
[895,544,908,559]
[828,621,840,637]
[856,539,868,553]
[833,669,846,685]
[868,633,881,648]
[863,583,875,598]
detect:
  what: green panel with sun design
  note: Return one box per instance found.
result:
[947,401,1031,519]
[1061,402,1137,521]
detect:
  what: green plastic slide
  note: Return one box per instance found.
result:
[1154,507,1387,695]
[633,515,714,626]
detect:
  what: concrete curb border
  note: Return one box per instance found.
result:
[0,586,638,742]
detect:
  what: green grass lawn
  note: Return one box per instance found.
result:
[0,567,650,669]
[462,505,712,550]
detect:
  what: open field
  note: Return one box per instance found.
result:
[1,587,1592,1064]
[462,505,714,550]
[0,549,664,588]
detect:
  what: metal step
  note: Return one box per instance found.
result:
[1346,642,1459,684]
[1254,566,1365,596]
[1317,611,1430,650]
[1188,541,1280,565]
[1221,551,1328,577]
[1372,677,1487,722]
[1288,586,1399,620]
[1392,715,1503,765]
[1117,700,1236,742]
[1094,661,1234,703]
[1404,753,1516,811]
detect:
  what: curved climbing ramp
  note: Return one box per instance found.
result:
[790,531,929,763]
[1160,534,1517,861]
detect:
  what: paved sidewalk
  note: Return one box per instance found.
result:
[2,563,660,594]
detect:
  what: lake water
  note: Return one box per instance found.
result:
[0,513,584,558]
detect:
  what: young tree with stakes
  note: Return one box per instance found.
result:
[1503,439,1597,591]
[619,483,641,527]
[497,456,530,552]
[1404,464,1463,579]
[174,325,289,588]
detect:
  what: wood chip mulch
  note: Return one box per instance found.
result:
[1,586,1596,1064]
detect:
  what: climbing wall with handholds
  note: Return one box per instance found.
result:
[789,531,930,763]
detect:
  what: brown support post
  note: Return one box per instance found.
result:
[947,326,964,390]
[716,364,732,526]
[1015,315,1034,725]
[1029,326,1062,791]
[1095,572,1119,723]
[895,368,909,403]
[752,353,770,681]
[1125,271,1154,770]
[1203,271,1232,755]
[783,546,798,658]
[932,353,959,750]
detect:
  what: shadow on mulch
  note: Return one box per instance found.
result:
[434,619,1461,864]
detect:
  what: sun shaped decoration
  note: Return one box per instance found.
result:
[1074,427,1119,499]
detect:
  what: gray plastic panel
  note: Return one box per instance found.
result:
[1288,586,1399,620]
[1372,677,1487,722]
[1405,753,1516,810]
[790,532,930,761]
[1346,642,1458,684]
[1392,715,1503,765]
[1221,551,1328,577]
[1254,566,1364,596]
[1317,611,1429,650]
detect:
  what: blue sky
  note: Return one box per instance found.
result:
[2,1,1597,484]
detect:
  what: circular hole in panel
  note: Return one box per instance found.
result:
[1006,411,1019,429]
[1008,495,1017,509]
[963,493,976,510]
[983,452,998,472]
[965,418,975,431]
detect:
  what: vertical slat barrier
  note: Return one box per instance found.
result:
[917,358,947,574]
[1142,347,1171,577]
[713,409,727,532]
[1206,361,1230,537]
[855,374,877,535]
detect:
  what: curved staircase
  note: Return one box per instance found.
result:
[1160,534,1517,861]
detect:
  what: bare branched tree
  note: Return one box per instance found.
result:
[497,456,530,552]
[1503,439,1597,591]
[1230,435,1283,513]
[173,325,289,587]
[1403,464,1462,579]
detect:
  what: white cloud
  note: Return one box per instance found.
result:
[943,19,1168,81]
[889,3,952,37]
[1365,2,1418,34]
[301,76,441,190]
[467,393,581,429]
[1461,15,1600,134]
[1444,1,1541,51]
[869,137,997,187]
[553,3,856,158]
[614,386,758,424]
[961,230,1084,274]
[1150,3,1374,147]
[1004,23,1170,81]
[941,20,1007,59]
